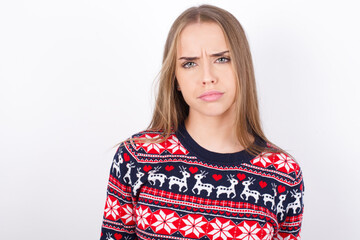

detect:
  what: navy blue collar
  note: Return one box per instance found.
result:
[175,121,265,164]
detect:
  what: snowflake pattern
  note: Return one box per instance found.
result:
[121,204,135,224]
[104,196,121,221]
[136,205,151,230]
[167,135,187,154]
[236,221,261,240]
[262,223,274,240]
[208,218,235,240]
[141,134,165,154]
[179,215,207,238]
[273,153,297,174]
[151,210,179,234]
[251,152,274,168]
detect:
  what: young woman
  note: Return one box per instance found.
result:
[100,4,304,240]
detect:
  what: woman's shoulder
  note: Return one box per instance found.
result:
[117,127,175,151]
[252,142,303,180]
[126,127,172,143]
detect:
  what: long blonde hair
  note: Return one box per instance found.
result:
[119,4,292,158]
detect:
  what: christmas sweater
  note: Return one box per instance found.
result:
[100,122,304,240]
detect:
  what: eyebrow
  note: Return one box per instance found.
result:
[178,50,229,61]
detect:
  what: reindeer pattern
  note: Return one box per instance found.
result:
[124,161,303,219]
[114,153,303,222]
[111,148,123,178]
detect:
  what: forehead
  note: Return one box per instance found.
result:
[177,22,228,56]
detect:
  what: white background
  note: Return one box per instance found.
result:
[1,0,359,239]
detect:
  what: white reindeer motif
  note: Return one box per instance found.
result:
[148,166,167,187]
[112,149,123,178]
[216,174,238,199]
[262,183,277,210]
[192,170,215,196]
[168,166,190,192]
[133,167,144,195]
[240,177,261,203]
[276,192,288,221]
[123,161,135,185]
[286,189,302,214]
[105,232,114,240]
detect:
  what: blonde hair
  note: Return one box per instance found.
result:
[118,4,293,158]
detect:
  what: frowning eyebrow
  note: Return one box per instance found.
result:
[178,50,229,61]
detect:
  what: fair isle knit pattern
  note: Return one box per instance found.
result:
[100,123,304,240]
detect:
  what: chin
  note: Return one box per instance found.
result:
[197,108,232,118]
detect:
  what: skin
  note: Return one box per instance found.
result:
[175,21,249,153]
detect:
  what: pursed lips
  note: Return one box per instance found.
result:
[198,90,224,98]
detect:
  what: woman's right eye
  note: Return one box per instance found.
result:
[182,62,196,69]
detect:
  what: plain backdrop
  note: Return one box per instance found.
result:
[1,0,359,239]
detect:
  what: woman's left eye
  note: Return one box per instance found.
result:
[216,57,230,63]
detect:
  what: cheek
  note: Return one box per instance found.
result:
[176,70,195,92]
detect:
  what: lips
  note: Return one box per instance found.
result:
[198,90,224,102]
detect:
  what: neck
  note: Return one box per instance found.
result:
[184,109,247,153]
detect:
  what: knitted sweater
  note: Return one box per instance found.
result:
[100,122,304,240]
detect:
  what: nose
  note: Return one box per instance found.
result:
[201,59,217,85]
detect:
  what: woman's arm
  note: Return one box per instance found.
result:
[274,168,305,239]
[99,142,138,240]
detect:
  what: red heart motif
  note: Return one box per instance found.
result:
[160,202,165,205]
[193,208,198,211]
[226,212,231,216]
[189,166,198,174]
[219,211,224,214]
[187,207,191,210]
[212,174,222,181]
[174,204,179,208]
[200,209,205,212]
[237,173,246,181]
[167,203,172,207]
[180,205,185,209]
[212,210,218,213]
[206,209,211,213]
[143,165,152,172]
[165,165,174,171]
[114,233,122,240]
[149,200,153,203]
[123,153,130,162]
[278,185,286,193]
[259,181,267,188]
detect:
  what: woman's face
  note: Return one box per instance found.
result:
[175,22,237,121]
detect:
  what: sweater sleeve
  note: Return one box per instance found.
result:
[274,168,305,240]
[99,141,138,240]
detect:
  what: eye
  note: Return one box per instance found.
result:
[216,57,230,63]
[182,62,197,69]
